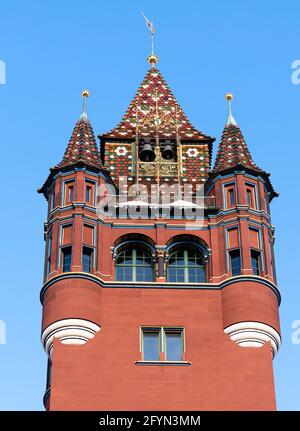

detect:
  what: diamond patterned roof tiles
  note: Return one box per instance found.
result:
[101,67,213,142]
[56,117,103,169]
[213,123,262,173]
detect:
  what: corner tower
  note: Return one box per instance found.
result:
[39,63,280,410]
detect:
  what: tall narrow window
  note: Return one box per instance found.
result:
[61,246,72,272]
[64,181,75,205]
[251,250,261,275]
[165,329,183,361]
[167,247,206,283]
[46,359,52,389]
[229,188,235,206]
[246,184,257,209]
[85,181,95,205]
[68,186,73,203]
[50,190,55,211]
[229,249,241,276]
[224,184,236,209]
[82,246,93,273]
[86,185,92,204]
[46,236,52,276]
[143,330,160,361]
[141,327,184,362]
[115,246,154,282]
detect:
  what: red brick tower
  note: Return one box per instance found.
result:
[39,58,281,410]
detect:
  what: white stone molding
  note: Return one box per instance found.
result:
[42,318,101,356]
[224,321,281,357]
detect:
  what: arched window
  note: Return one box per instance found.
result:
[115,245,154,282]
[167,246,206,283]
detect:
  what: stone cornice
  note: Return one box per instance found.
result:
[40,272,281,306]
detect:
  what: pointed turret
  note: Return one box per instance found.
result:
[213,94,261,173]
[38,90,105,198]
[56,117,102,169]
[56,90,102,169]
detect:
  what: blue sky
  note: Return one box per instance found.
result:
[0,0,299,410]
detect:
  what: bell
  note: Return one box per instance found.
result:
[162,142,175,160]
[140,143,155,162]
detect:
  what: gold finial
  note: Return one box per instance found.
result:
[81,89,90,120]
[147,53,159,67]
[225,92,233,101]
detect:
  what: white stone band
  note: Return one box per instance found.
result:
[41,318,101,356]
[224,321,281,357]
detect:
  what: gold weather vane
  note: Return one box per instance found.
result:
[141,12,158,67]
[80,89,90,121]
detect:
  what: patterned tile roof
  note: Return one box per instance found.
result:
[213,122,262,173]
[101,67,213,142]
[56,116,103,169]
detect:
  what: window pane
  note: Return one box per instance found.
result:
[51,192,55,210]
[82,247,93,273]
[68,186,73,203]
[165,332,182,361]
[196,267,206,283]
[47,258,51,276]
[136,265,153,282]
[168,267,185,282]
[86,186,91,203]
[230,250,241,276]
[251,251,260,275]
[116,266,132,281]
[143,332,160,360]
[62,247,72,272]
[115,247,153,282]
[229,189,235,206]
[115,266,123,281]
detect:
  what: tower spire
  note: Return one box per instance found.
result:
[213,93,261,173]
[225,93,237,126]
[141,12,158,67]
[80,89,90,121]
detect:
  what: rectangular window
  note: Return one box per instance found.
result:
[61,224,73,245]
[82,246,93,273]
[61,246,72,272]
[50,190,55,211]
[251,249,261,276]
[64,181,75,205]
[141,327,184,362]
[46,359,52,389]
[83,225,94,246]
[86,186,91,203]
[229,249,241,276]
[46,236,52,277]
[143,330,160,361]
[227,228,239,249]
[85,181,95,205]
[246,184,257,209]
[224,184,236,209]
[249,228,260,249]
[165,329,183,361]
